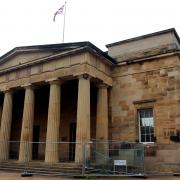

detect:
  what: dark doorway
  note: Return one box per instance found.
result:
[32,125,40,160]
[69,122,76,161]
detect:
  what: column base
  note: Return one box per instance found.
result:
[45,143,59,163]
[19,142,32,162]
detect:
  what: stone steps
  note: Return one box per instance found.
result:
[0,161,82,175]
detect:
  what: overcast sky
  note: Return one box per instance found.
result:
[0,0,179,56]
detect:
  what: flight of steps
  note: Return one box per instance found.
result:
[0,161,82,176]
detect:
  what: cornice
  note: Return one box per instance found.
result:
[117,51,180,66]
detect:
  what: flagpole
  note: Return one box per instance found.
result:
[62,1,67,43]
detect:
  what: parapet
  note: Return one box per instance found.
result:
[106,28,180,63]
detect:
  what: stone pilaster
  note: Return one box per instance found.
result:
[0,90,13,161]
[96,83,109,163]
[45,79,61,163]
[75,75,90,163]
[19,85,35,162]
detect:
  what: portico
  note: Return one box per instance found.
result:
[0,42,113,164]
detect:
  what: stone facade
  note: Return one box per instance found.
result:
[107,28,180,172]
[0,29,179,172]
[110,55,180,143]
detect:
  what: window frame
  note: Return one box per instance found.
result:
[138,108,155,144]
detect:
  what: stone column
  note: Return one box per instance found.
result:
[19,84,35,162]
[96,83,108,142]
[96,83,108,164]
[0,90,13,161]
[45,79,61,163]
[75,75,90,163]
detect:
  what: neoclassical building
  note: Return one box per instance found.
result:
[0,28,179,172]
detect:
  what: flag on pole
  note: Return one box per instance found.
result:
[53,2,67,43]
[53,4,65,22]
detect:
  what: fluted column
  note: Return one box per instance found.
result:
[96,84,109,163]
[19,84,35,162]
[45,79,61,163]
[75,75,90,163]
[0,90,13,161]
[96,84,108,141]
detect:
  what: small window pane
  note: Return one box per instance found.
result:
[146,127,150,134]
[141,135,145,142]
[141,127,145,134]
[146,135,150,142]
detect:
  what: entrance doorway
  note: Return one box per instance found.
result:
[69,122,76,161]
[32,125,40,160]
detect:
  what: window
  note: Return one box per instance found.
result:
[138,108,154,143]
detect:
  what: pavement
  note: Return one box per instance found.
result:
[0,172,179,180]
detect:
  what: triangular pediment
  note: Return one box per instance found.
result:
[0,43,84,71]
[0,42,115,71]
[0,50,56,71]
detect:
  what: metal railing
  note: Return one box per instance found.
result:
[84,141,145,176]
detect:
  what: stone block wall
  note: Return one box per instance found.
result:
[110,54,180,172]
[111,54,180,143]
[145,144,180,172]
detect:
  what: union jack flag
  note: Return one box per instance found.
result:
[53,4,65,22]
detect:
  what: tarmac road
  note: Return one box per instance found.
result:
[0,172,179,180]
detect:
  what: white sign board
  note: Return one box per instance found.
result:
[114,160,127,166]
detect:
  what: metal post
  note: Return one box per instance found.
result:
[143,145,145,175]
[82,142,85,177]
[62,1,67,43]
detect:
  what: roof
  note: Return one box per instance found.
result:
[106,28,180,48]
[0,41,116,64]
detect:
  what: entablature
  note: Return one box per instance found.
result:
[0,51,113,91]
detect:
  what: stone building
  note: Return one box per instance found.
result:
[0,28,179,172]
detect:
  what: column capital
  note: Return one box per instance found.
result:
[21,83,34,89]
[0,88,13,93]
[96,82,109,89]
[45,78,63,85]
[77,74,91,80]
